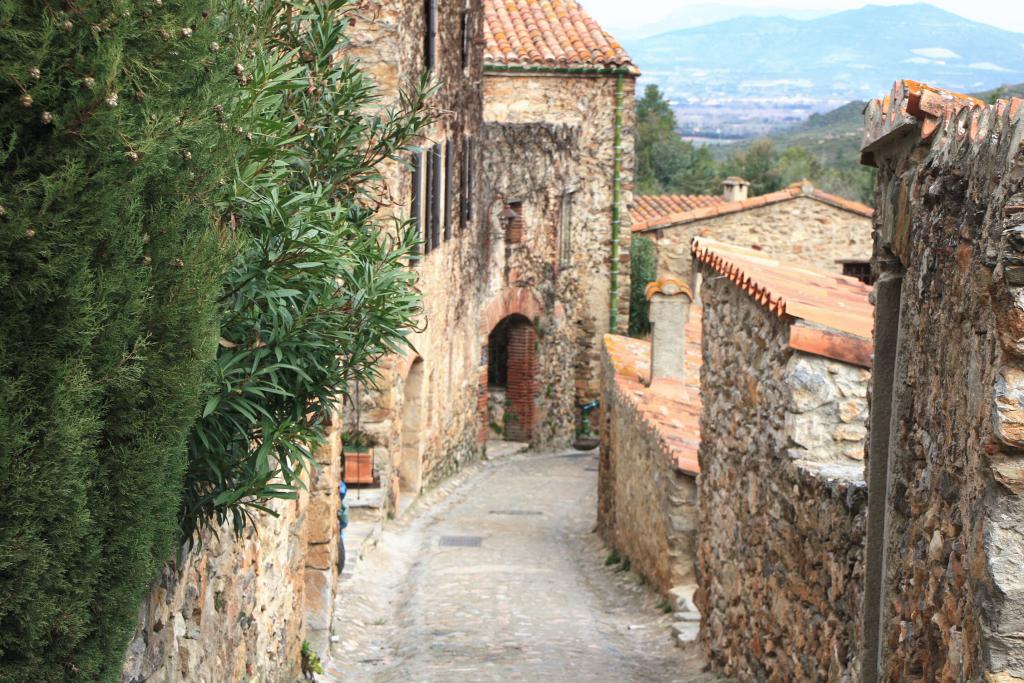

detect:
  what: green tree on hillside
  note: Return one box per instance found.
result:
[635,85,718,195]
[0,1,240,679]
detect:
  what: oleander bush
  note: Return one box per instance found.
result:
[182,0,431,540]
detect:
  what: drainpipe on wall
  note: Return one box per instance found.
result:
[609,73,624,332]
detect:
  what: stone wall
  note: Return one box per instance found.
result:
[652,195,872,285]
[860,83,1024,680]
[598,336,698,596]
[122,427,341,681]
[484,72,637,405]
[696,272,867,681]
[343,0,488,503]
[477,122,582,446]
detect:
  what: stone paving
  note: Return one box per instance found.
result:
[320,445,720,682]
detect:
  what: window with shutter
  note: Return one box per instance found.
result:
[424,147,433,254]
[444,139,453,241]
[431,144,442,250]
[461,135,473,231]
[410,151,423,265]
[461,6,471,71]
[424,0,437,72]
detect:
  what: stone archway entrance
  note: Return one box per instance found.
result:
[486,315,537,442]
[399,358,425,493]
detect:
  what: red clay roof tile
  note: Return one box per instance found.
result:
[630,194,724,226]
[604,308,703,475]
[483,0,636,71]
[631,181,874,232]
[692,237,874,367]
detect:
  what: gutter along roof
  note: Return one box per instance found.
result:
[632,181,874,233]
[482,0,638,74]
[692,238,874,368]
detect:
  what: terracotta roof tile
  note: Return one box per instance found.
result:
[632,181,874,232]
[692,237,874,367]
[483,0,636,71]
[603,309,702,475]
[861,80,1014,166]
[630,194,724,226]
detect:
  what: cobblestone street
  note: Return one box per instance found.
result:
[322,446,717,682]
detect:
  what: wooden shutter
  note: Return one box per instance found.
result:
[444,139,453,241]
[424,147,433,254]
[410,151,422,264]
[431,144,442,251]
[425,0,437,72]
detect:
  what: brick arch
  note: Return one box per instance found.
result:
[480,287,545,338]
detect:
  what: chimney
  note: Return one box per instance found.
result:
[644,276,694,384]
[722,176,750,203]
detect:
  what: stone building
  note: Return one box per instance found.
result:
[340,0,489,508]
[859,80,1024,681]
[480,0,638,443]
[631,179,875,286]
[693,238,873,681]
[597,277,702,601]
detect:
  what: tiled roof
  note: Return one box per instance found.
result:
[862,79,1022,166]
[603,308,703,475]
[692,237,874,367]
[483,0,636,72]
[630,194,724,226]
[632,181,874,233]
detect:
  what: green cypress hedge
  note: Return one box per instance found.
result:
[0,2,238,679]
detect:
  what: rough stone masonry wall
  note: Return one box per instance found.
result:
[484,72,636,405]
[864,96,1024,680]
[478,122,585,446]
[343,0,488,499]
[122,427,341,681]
[597,340,698,596]
[654,197,872,286]
[696,273,867,681]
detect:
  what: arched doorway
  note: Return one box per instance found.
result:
[486,315,537,442]
[399,359,425,493]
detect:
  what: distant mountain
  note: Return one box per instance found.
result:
[625,3,1024,110]
[608,4,828,41]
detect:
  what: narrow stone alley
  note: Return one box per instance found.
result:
[322,446,718,682]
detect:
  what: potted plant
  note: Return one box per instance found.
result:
[342,431,375,485]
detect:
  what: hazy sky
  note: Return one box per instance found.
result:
[582,0,1024,34]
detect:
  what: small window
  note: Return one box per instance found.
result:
[424,0,437,72]
[504,202,524,244]
[559,192,573,267]
[410,151,423,264]
[840,259,874,285]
